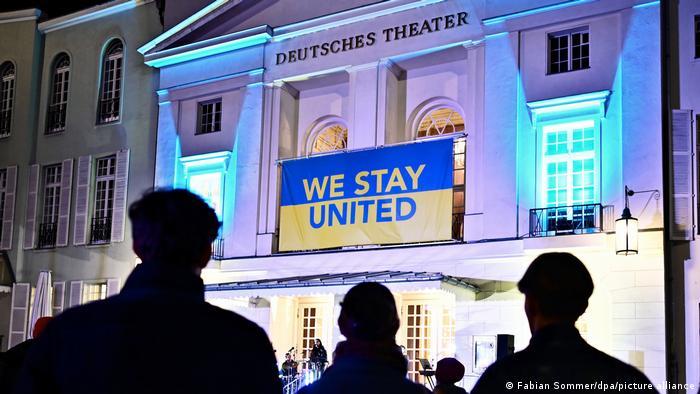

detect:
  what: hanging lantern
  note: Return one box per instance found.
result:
[615,206,638,255]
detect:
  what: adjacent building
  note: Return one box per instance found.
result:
[142,0,668,390]
[0,0,162,349]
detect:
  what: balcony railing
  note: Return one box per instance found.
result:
[0,110,11,137]
[46,103,67,134]
[37,222,57,249]
[97,97,120,124]
[90,216,112,244]
[212,238,224,260]
[529,203,614,237]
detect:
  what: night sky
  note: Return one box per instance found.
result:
[0,0,110,20]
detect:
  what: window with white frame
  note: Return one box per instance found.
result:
[0,169,6,236]
[90,155,116,244]
[415,104,466,240]
[47,54,70,134]
[548,27,589,74]
[82,281,107,303]
[97,40,123,124]
[188,172,223,220]
[695,15,700,59]
[541,119,597,231]
[405,303,432,384]
[0,62,15,137]
[38,165,61,248]
[196,99,222,135]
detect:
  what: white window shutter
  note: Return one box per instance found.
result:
[56,159,73,247]
[106,278,120,297]
[0,166,17,250]
[52,281,65,316]
[671,110,694,240]
[23,165,40,250]
[111,149,130,243]
[68,280,83,308]
[8,283,30,348]
[73,156,91,246]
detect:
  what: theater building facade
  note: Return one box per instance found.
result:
[142,0,667,389]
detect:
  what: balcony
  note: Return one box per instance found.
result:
[97,97,120,124]
[529,203,614,237]
[37,222,57,249]
[46,103,67,134]
[90,216,112,244]
[212,238,224,260]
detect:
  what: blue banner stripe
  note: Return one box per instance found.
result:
[281,139,454,206]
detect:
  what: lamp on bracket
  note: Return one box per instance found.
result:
[615,185,660,255]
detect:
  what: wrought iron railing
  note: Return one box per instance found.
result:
[90,216,112,244]
[0,109,11,137]
[97,97,120,124]
[212,238,224,260]
[37,222,58,249]
[529,203,614,237]
[452,212,464,240]
[46,103,67,134]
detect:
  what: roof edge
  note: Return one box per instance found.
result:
[0,9,41,24]
[38,0,154,33]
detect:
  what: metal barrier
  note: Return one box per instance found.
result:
[529,203,613,237]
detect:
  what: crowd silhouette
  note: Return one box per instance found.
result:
[0,190,659,393]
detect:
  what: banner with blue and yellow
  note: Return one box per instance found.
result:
[279,138,454,251]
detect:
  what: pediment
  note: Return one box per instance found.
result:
[145,0,386,55]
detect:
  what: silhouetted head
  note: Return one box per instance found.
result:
[518,252,594,332]
[338,282,400,342]
[33,316,53,338]
[435,357,465,385]
[129,189,220,272]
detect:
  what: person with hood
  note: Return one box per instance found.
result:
[298,282,428,394]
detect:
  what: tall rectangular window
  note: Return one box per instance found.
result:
[695,15,700,59]
[38,165,61,248]
[452,138,465,240]
[197,99,222,134]
[549,27,589,74]
[0,169,6,236]
[542,120,597,232]
[97,40,123,124]
[47,55,70,134]
[0,63,15,137]
[91,155,116,244]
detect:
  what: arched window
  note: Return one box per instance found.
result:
[97,39,123,124]
[412,100,466,240]
[416,106,465,138]
[47,53,70,134]
[306,116,349,155]
[0,62,16,137]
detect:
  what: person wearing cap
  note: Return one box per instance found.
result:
[15,189,281,394]
[433,357,467,394]
[471,252,657,394]
[298,282,428,394]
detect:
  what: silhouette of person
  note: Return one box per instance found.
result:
[0,317,52,393]
[15,189,281,394]
[471,252,658,394]
[298,282,428,394]
[433,357,467,394]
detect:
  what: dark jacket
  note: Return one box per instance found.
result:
[0,339,35,392]
[14,262,282,394]
[298,340,428,394]
[471,324,658,394]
